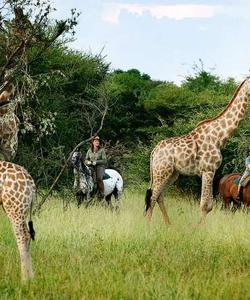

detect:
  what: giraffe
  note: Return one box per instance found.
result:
[0,160,36,281]
[145,76,250,225]
[0,80,19,161]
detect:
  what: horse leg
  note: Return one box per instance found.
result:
[113,176,123,212]
[232,198,241,211]
[114,189,122,212]
[111,185,122,212]
[76,191,83,208]
[85,192,93,208]
[105,194,113,210]
[222,196,231,210]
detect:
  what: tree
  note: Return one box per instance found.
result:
[14,46,110,186]
[103,69,159,144]
[0,0,79,160]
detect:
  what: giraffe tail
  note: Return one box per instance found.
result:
[28,189,36,241]
[144,148,154,215]
[28,221,35,240]
[144,188,152,215]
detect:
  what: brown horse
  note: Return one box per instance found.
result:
[219,173,250,210]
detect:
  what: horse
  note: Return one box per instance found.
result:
[219,173,250,210]
[71,151,123,210]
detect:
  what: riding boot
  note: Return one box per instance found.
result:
[97,179,105,200]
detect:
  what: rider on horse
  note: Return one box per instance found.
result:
[85,136,107,200]
[237,146,250,200]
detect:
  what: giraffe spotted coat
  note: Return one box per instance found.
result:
[146,76,250,225]
[0,160,36,280]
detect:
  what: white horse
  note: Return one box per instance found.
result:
[71,151,123,210]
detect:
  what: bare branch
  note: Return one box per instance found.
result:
[33,95,108,214]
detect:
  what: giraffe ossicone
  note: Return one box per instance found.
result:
[0,160,36,281]
[146,76,250,225]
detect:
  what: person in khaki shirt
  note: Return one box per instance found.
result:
[237,147,250,200]
[85,136,107,199]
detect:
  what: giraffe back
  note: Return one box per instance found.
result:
[0,161,35,213]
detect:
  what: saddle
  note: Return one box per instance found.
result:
[103,172,111,180]
[234,176,250,187]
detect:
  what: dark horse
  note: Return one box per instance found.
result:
[219,173,250,210]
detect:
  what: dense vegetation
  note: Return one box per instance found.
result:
[1,2,250,195]
[12,50,250,193]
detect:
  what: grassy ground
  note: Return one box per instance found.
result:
[1,188,250,300]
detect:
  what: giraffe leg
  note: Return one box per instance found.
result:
[157,171,179,224]
[14,220,33,281]
[146,200,156,223]
[3,204,33,281]
[199,171,214,224]
[146,188,170,224]
[146,169,177,224]
[157,196,170,225]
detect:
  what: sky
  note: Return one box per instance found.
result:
[53,0,250,84]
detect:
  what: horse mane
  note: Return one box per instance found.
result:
[81,162,91,176]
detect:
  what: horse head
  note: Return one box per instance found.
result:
[71,151,82,168]
[72,151,94,200]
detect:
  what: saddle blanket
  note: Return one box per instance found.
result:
[234,176,250,187]
[103,172,111,180]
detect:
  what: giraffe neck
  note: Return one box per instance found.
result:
[195,77,250,145]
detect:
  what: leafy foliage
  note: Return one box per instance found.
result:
[15,47,110,187]
[0,2,248,194]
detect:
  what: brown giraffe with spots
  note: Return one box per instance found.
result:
[145,76,250,225]
[0,160,36,280]
[0,80,19,161]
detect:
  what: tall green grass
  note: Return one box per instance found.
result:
[1,189,250,300]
